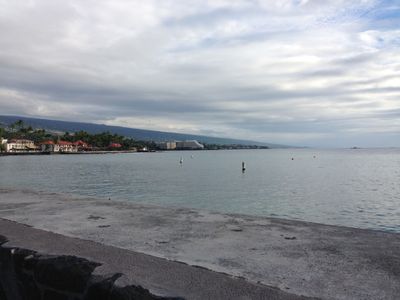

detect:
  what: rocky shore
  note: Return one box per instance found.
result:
[0,188,399,299]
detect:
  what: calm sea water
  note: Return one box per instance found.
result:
[0,149,399,232]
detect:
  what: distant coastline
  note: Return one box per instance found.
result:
[0,115,289,148]
[0,150,146,156]
[1,118,272,156]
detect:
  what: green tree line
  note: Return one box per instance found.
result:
[0,120,156,151]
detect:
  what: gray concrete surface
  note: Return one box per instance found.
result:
[0,218,315,300]
[0,188,399,299]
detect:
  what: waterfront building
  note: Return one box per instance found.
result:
[156,141,177,150]
[176,140,204,150]
[40,140,78,153]
[73,140,90,151]
[40,140,60,152]
[5,139,38,152]
[109,143,122,149]
[58,141,78,152]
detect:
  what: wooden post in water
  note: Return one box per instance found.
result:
[242,161,246,172]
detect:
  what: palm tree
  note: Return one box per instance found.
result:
[0,128,5,152]
[15,120,24,132]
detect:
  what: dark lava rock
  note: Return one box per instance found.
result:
[11,248,37,274]
[43,289,69,300]
[16,272,41,300]
[85,273,122,300]
[0,235,8,245]
[0,282,7,300]
[110,285,184,300]
[34,255,100,293]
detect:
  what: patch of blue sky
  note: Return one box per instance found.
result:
[314,4,374,26]
[165,26,303,53]
[362,0,400,29]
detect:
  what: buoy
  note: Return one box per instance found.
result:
[291,157,294,160]
[180,157,183,164]
[242,161,246,172]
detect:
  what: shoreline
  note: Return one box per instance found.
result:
[0,188,399,299]
[1,187,398,234]
[0,150,152,156]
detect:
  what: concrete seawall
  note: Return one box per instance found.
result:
[0,219,314,300]
[0,188,399,299]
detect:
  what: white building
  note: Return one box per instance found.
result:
[157,141,177,150]
[6,139,37,152]
[176,140,204,150]
[40,140,78,153]
[58,141,78,152]
[40,141,60,152]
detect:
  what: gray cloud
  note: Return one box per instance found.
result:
[0,0,399,147]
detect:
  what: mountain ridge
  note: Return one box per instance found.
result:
[0,115,291,148]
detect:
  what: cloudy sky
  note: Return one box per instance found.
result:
[0,0,399,147]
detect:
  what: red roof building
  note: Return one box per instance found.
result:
[109,143,122,148]
[73,140,89,148]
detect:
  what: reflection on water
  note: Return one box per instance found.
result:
[0,148,399,232]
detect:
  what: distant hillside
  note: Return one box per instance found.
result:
[0,115,290,148]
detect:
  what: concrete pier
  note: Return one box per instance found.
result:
[0,188,399,299]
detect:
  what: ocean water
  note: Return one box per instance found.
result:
[0,148,399,232]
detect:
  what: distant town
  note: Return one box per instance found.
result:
[0,120,269,155]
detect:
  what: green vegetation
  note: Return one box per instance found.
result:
[60,130,157,150]
[0,120,156,151]
[0,120,269,152]
[1,122,53,143]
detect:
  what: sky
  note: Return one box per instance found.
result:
[0,0,399,147]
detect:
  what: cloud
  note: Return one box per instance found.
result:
[0,0,399,147]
